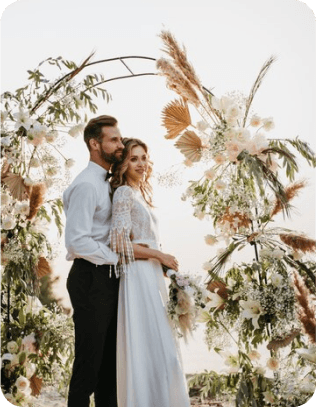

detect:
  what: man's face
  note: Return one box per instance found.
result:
[98,126,124,164]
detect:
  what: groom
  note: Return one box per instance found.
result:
[63,115,124,407]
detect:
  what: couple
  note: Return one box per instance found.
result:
[63,115,191,407]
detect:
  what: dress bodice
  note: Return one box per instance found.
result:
[109,185,160,274]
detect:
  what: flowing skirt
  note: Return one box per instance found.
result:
[117,257,191,407]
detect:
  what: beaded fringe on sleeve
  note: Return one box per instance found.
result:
[110,227,135,276]
[110,186,135,277]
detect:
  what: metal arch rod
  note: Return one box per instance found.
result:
[85,55,157,68]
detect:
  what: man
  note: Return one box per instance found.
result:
[63,115,124,407]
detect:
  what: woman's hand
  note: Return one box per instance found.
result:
[158,253,179,271]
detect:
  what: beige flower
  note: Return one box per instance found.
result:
[266,356,280,371]
[204,234,218,245]
[250,115,262,127]
[262,117,275,131]
[204,168,216,180]
[248,349,261,361]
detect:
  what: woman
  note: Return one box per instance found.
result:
[109,138,191,407]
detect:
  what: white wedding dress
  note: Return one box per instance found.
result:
[109,185,190,407]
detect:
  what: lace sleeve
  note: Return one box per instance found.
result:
[109,186,135,275]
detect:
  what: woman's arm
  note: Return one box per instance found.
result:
[132,243,179,271]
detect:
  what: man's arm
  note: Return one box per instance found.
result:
[64,182,118,265]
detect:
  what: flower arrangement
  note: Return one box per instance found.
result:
[164,268,207,341]
[157,30,316,406]
[1,53,112,404]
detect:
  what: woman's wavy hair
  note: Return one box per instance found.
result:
[110,138,154,207]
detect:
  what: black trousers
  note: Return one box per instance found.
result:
[66,259,119,407]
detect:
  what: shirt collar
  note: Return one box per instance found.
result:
[88,161,110,179]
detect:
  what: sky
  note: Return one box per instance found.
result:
[1,0,316,377]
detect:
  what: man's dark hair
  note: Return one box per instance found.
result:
[84,115,118,150]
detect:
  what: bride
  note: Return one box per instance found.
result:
[109,138,191,407]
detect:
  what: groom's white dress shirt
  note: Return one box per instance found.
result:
[63,161,118,266]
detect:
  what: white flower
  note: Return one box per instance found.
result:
[15,376,30,392]
[1,193,12,206]
[248,349,261,361]
[248,133,269,155]
[270,272,283,287]
[68,123,85,138]
[13,107,33,130]
[226,104,241,119]
[262,117,275,131]
[272,249,284,260]
[65,158,75,168]
[25,296,43,315]
[239,299,263,329]
[196,120,209,131]
[206,289,225,310]
[46,130,59,143]
[225,140,244,162]
[1,215,16,230]
[7,341,19,354]
[29,157,41,168]
[234,128,251,144]
[1,135,12,146]
[14,201,30,216]
[250,115,262,127]
[21,333,37,353]
[219,351,240,373]
[25,362,36,379]
[214,180,226,191]
[27,122,48,146]
[204,234,218,245]
[266,356,280,371]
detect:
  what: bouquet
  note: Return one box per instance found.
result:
[162,266,207,341]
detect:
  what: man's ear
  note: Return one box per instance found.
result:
[89,138,100,151]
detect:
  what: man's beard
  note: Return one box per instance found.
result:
[100,148,123,164]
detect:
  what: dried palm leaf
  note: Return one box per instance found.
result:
[174,130,203,162]
[207,280,228,299]
[30,375,43,396]
[35,257,52,279]
[156,58,200,107]
[2,173,29,201]
[267,329,300,351]
[159,30,202,91]
[162,99,191,139]
[271,180,306,217]
[243,55,276,126]
[293,271,316,343]
[280,233,316,253]
[27,183,46,220]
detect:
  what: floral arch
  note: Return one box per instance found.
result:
[1,31,316,406]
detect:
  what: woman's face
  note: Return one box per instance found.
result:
[126,145,148,183]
